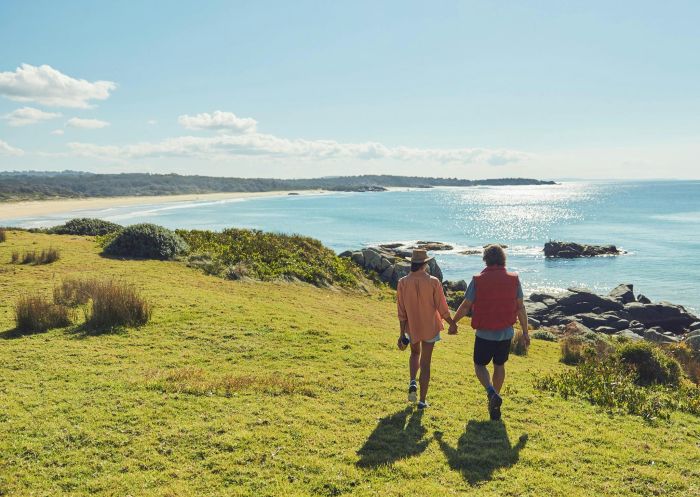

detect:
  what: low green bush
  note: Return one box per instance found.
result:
[104,223,189,260]
[178,228,361,288]
[49,218,123,236]
[536,354,700,421]
[617,341,682,387]
[510,327,528,356]
[0,229,6,243]
[532,329,556,341]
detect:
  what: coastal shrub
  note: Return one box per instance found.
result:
[178,228,361,287]
[10,248,61,265]
[14,295,72,333]
[532,329,557,341]
[103,223,189,260]
[0,229,6,243]
[49,218,123,236]
[559,331,612,365]
[510,328,528,356]
[668,342,700,384]
[617,341,682,387]
[537,352,700,420]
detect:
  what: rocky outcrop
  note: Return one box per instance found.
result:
[544,241,622,258]
[408,241,453,251]
[525,283,698,345]
[340,245,443,288]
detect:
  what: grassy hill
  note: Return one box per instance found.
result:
[0,231,698,496]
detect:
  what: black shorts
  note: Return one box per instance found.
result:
[473,336,512,366]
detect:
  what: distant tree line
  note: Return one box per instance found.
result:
[0,171,555,201]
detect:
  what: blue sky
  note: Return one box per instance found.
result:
[1,1,698,179]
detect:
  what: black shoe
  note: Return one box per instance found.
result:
[417,401,429,410]
[488,391,502,421]
[408,381,417,402]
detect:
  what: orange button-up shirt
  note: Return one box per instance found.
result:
[397,271,451,343]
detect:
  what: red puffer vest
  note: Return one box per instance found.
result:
[471,265,520,331]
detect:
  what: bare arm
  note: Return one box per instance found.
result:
[517,298,530,346]
[453,299,472,324]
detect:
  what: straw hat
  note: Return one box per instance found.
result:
[406,249,433,264]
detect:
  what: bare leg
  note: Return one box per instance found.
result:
[474,363,492,390]
[492,364,506,393]
[409,342,421,382]
[419,341,435,402]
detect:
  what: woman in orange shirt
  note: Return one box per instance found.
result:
[397,249,456,409]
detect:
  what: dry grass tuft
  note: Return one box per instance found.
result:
[10,247,61,265]
[0,229,6,243]
[14,294,72,333]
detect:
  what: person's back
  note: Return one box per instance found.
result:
[396,249,454,409]
[452,244,530,420]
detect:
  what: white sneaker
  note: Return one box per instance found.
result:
[408,380,417,402]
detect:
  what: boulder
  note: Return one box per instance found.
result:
[390,262,411,288]
[643,329,679,344]
[616,329,644,341]
[685,329,700,339]
[361,248,384,271]
[544,241,621,258]
[689,321,700,331]
[350,251,364,266]
[443,279,468,292]
[608,283,635,304]
[563,321,595,336]
[637,294,652,304]
[427,259,443,281]
[338,250,353,258]
[378,243,403,250]
[525,301,549,316]
[459,248,482,256]
[624,302,697,333]
[528,317,541,328]
[379,265,394,283]
[557,288,623,314]
[595,326,619,334]
[686,335,700,352]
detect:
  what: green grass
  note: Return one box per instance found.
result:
[0,231,699,496]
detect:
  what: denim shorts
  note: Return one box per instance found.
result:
[424,333,442,344]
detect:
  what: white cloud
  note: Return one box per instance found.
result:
[3,106,62,126]
[178,111,257,133]
[50,129,64,135]
[147,119,158,125]
[0,64,116,108]
[0,139,24,156]
[66,131,528,165]
[66,117,110,129]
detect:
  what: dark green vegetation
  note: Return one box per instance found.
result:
[10,247,60,265]
[104,223,189,260]
[0,171,556,201]
[49,217,123,236]
[0,228,6,243]
[179,228,362,287]
[1,231,699,496]
[537,339,700,420]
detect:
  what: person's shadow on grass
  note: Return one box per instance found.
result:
[435,420,527,485]
[356,407,430,468]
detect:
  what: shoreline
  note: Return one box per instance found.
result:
[0,190,331,222]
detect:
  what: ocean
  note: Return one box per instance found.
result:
[5,180,699,312]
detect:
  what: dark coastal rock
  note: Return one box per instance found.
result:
[616,329,644,341]
[643,329,679,344]
[686,335,700,352]
[544,241,621,258]
[459,248,483,255]
[608,283,635,304]
[409,241,454,251]
[637,294,652,304]
[524,283,698,339]
[623,302,696,333]
[443,279,468,292]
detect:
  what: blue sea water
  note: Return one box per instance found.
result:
[4,181,699,312]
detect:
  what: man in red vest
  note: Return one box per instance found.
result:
[451,244,530,420]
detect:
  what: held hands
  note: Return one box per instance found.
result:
[448,322,458,335]
[520,330,531,348]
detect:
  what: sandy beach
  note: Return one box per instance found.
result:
[0,190,328,221]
